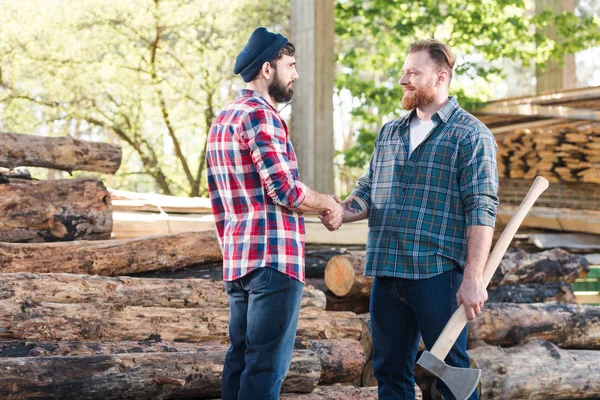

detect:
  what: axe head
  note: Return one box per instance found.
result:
[417,350,480,400]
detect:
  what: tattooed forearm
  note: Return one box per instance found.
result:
[342,196,368,222]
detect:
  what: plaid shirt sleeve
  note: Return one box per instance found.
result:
[351,131,382,210]
[457,125,499,227]
[245,109,307,208]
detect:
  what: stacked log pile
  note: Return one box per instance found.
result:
[496,121,600,183]
[323,247,599,399]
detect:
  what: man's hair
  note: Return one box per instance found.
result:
[408,39,454,80]
[251,42,295,81]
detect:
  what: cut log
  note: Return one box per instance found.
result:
[305,247,351,278]
[491,247,590,286]
[487,282,577,303]
[470,340,600,400]
[0,301,363,342]
[325,290,370,314]
[0,177,112,242]
[294,339,366,385]
[0,348,320,399]
[468,302,600,349]
[0,132,122,174]
[280,386,378,399]
[0,273,326,310]
[0,231,222,275]
[324,252,373,297]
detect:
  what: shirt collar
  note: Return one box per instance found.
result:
[399,96,458,126]
[241,89,278,112]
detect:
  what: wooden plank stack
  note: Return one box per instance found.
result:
[496,120,600,184]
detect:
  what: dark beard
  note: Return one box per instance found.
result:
[268,70,294,104]
[401,83,436,110]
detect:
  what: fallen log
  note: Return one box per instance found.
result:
[0,273,326,310]
[0,301,363,342]
[0,337,357,388]
[0,177,112,242]
[0,132,122,174]
[0,348,320,399]
[305,247,350,278]
[280,386,378,399]
[468,302,600,349]
[487,282,577,303]
[491,247,589,286]
[470,340,600,400]
[324,252,373,297]
[0,231,223,275]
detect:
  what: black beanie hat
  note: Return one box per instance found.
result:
[233,27,288,83]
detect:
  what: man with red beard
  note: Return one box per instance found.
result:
[206,27,343,400]
[339,40,498,400]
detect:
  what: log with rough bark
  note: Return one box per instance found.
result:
[324,252,373,297]
[280,386,378,400]
[0,273,326,310]
[487,281,577,303]
[0,338,357,389]
[468,302,600,349]
[491,247,589,286]
[0,177,112,242]
[470,339,600,400]
[0,231,223,275]
[294,339,366,385]
[0,348,320,399]
[0,132,122,174]
[0,301,363,342]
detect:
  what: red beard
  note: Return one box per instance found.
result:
[401,84,436,110]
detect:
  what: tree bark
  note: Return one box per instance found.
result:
[295,338,366,385]
[0,132,122,174]
[280,386,379,399]
[0,231,222,275]
[470,340,600,400]
[0,272,326,310]
[0,348,320,399]
[468,302,600,349]
[0,177,112,242]
[0,301,363,342]
[491,248,589,286]
[324,252,372,297]
[487,282,577,303]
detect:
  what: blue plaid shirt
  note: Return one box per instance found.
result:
[352,97,499,279]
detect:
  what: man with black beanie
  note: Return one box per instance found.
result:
[206,27,343,400]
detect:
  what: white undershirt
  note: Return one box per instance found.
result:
[409,116,436,158]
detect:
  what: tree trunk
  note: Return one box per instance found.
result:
[280,386,379,399]
[295,338,366,385]
[0,177,112,242]
[324,252,372,297]
[0,348,320,399]
[470,340,600,400]
[468,302,600,349]
[325,290,370,314]
[305,246,350,278]
[487,282,577,303]
[491,248,589,286]
[0,301,363,342]
[0,231,222,275]
[0,272,326,310]
[0,132,122,174]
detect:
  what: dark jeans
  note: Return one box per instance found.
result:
[370,268,478,400]
[222,267,303,400]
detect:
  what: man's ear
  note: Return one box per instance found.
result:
[261,62,273,80]
[436,70,449,87]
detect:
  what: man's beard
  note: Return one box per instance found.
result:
[401,83,435,110]
[268,70,294,104]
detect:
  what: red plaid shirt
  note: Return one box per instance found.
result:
[206,90,306,283]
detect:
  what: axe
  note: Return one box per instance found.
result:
[416,176,549,400]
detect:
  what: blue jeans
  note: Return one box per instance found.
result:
[222,267,303,400]
[370,268,478,400]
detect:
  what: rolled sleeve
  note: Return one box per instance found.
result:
[458,126,499,227]
[246,109,306,208]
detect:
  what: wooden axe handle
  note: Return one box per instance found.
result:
[429,176,549,360]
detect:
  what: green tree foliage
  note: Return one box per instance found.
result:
[0,0,288,195]
[335,0,600,171]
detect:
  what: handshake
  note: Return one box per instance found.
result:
[318,195,344,232]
